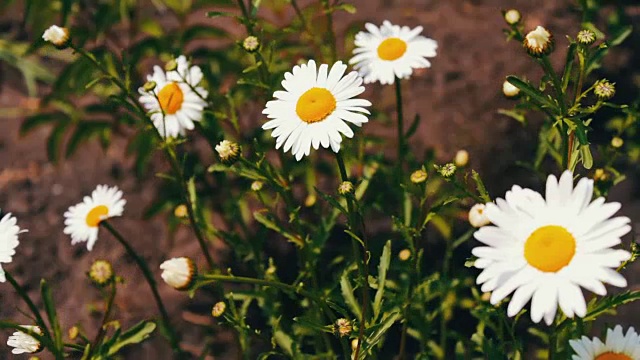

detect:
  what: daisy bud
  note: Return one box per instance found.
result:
[143,81,157,92]
[469,204,491,228]
[576,29,596,45]
[502,80,520,98]
[481,292,491,302]
[88,260,114,286]
[351,339,359,351]
[593,168,609,182]
[437,163,456,178]
[398,249,411,261]
[211,301,226,317]
[251,181,263,192]
[304,194,317,207]
[42,25,70,48]
[7,326,43,354]
[338,181,354,195]
[242,36,260,53]
[611,137,624,148]
[165,59,178,72]
[215,140,241,165]
[523,26,554,57]
[334,318,353,337]
[504,9,521,25]
[160,257,197,290]
[68,326,79,340]
[410,169,428,184]
[454,150,469,167]
[594,79,615,100]
[174,204,188,218]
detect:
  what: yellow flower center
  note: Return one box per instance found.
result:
[377,37,408,61]
[295,87,336,123]
[595,353,632,360]
[524,225,576,272]
[86,205,109,227]
[158,82,184,115]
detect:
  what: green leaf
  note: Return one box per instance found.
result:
[579,145,593,169]
[471,170,491,203]
[340,271,362,319]
[20,112,67,136]
[314,187,347,217]
[40,279,62,351]
[404,114,421,138]
[358,312,401,360]
[506,76,557,113]
[608,25,632,47]
[253,211,303,247]
[559,290,640,330]
[497,109,526,124]
[106,321,156,356]
[65,121,111,158]
[561,42,577,92]
[334,3,357,14]
[206,11,238,18]
[372,241,391,322]
[47,121,70,164]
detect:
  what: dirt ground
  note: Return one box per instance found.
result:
[1,0,639,358]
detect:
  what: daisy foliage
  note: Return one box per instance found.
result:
[472,171,631,325]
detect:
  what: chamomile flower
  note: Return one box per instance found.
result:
[472,171,631,325]
[63,185,126,251]
[7,326,42,354]
[262,60,371,160]
[138,55,208,138]
[569,325,640,360]
[349,20,438,85]
[0,211,25,283]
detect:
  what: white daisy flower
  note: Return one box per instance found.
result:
[42,25,69,47]
[63,185,126,251]
[570,325,640,360]
[0,211,25,283]
[472,171,631,325]
[262,60,371,160]
[349,20,438,85]
[160,257,196,290]
[7,325,42,354]
[138,55,208,138]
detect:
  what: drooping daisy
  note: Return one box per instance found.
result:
[349,20,438,85]
[160,257,196,290]
[472,171,631,325]
[63,185,126,251]
[7,326,42,354]
[0,211,25,283]
[569,325,640,360]
[262,60,371,160]
[138,55,208,138]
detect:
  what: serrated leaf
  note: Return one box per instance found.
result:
[471,170,491,203]
[506,76,557,113]
[106,321,156,356]
[579,145,593,169]
[315,187,347,216]
[340,271,361,319]
[253,211,303,247]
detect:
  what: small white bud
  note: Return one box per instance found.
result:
[524,26,554,56]
[160,257,197,290]
[7,326,43,354]
[42,25,70,48]
[503,80,520,98]
[454,150,469,167]
[469,204,491,228]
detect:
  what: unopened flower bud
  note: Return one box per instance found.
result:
[504,9,521,25]
[304,194,317,207]
[335,318,353,337]
[251,181,263,191]
[524,26,554,56]
[143,81,157,92]
[42,25,70,48]
[611,137,623,148]
[165,59,178,72]
[351,339,359,351]
[398,249,411,261]
[410,169,428,184]
[215,140,241,165]
[577,29,596,45]
[593,168,608,182]
[594,79,615,100]
[242,36,260,53]
[160,257,196,290]
[338,181,354,195]
[469,204,491,228]
[174,204,188,218]
[7,326,43,354]
[88,260,114,286]
[68,326,79,340]
[503,80,520,98]
[212,302,226,317]
[438,163,456,178]
[454,150,469,167]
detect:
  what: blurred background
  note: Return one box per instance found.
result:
[0,0,639,358]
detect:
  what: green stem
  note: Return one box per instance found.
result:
[439,233,453,359]
[549,322,558,360]
[321,0,338,62]
[89,281,117,357]
[540,56,566,115]
[395,76,405,166]
[290,0,310,34]
[101,221,184,358]
[335,152,369,360]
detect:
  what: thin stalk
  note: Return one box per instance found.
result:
[90,281,117,356]
[439,234,453,359]
[335,152,369,359]
[395,76,405,166]
[236,0,254,34]
[200,274,319,304]
[539,55,570,171]
[100,221,184,358]
[549,322,558,360]
[321,0,338,62]
[291,0,310,34]
[73,45,215,269]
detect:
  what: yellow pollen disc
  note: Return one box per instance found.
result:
[524,225,576,272]
[295,87,336,123]
[595,353,632,360]
[158,82,184,115]
[86,205,109,227]
[377,37,408,61]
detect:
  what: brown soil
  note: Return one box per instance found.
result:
[1,0,638,358]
